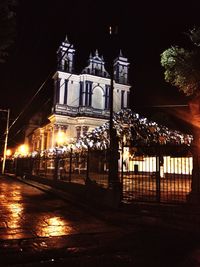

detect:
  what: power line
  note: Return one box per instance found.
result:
[9,77,51,131]
[11,97,52,139]
[9,42,73,131]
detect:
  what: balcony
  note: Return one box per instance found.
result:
[55,104,110,118]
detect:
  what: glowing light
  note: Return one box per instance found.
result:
[17,144,29,156]
[35,216,73,237]
[7,202,23,228]
[56,131,67,146]
[6,149,12,157]
[129,155,193,175]
[121,147,192,175]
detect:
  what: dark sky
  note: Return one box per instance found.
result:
[1,0,200,143]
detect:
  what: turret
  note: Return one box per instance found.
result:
[57,35,75,73]
[113,50,129,84]
[82,50,110,78]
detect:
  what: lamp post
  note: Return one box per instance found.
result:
[0,109,10,175]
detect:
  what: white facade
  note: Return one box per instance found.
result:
[29,36,132,152]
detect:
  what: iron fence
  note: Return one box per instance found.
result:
[5,144,193,204]
[87,149,109,188]
[121,144,192,204]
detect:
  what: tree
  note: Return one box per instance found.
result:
[160,27,200,203]
[0,0,17,63]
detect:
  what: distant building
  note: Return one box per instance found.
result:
[26,35,131,152]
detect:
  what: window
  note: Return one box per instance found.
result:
[83,126,89,136]
[105,85,110,109]
[121,90,125,109]
[85,83,88,106]
[64,59,68,71]
[64,80,68,105]
[76,126,81,140]
[85,81,92,107]
[79,82,83,106]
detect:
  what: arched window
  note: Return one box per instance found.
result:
[85,82,92,107]
[92,86,103,109]
[105,85,110,109]
[64,58,69,71]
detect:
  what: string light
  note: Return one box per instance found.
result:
[29,109,192,157]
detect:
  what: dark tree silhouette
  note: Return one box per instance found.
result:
[161,27,200,203]
[0,0,17,63]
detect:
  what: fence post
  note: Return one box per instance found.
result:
[121,141,124,201]
[14,157,18,176]
[156,152,161,202]
[30,157,34,176]
[69,147,72,182]
[187,136,200,203]
[36,153,40,176]
[86,146,90,183]
[54,153,59,180]
[108,129,120,189]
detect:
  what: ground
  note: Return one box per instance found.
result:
[1,176,200,266]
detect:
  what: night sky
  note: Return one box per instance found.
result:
[1,0,200,145]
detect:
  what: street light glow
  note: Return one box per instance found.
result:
[17,144,29,156]
[6,149,12,157]
[56,131,67,146]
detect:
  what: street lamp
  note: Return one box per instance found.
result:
[0,108,10,175]
[17,144,29,157]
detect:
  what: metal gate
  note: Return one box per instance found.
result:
[121,145,192,204]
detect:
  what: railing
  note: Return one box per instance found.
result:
[55,104,110,118]
[121,144,192,204]
[5,144,193,204]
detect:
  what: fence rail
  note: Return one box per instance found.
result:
[121,144,192,204]
[5,144,193,204]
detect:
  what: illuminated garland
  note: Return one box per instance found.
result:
[30,109,193,157]
[76,109,193,150]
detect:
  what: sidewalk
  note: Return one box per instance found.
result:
[5,173,200,236]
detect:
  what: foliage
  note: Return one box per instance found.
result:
[160,28,200,97]
[0,0,17,63]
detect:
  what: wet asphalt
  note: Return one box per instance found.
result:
[1,175,200,267]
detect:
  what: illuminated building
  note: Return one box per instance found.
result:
[26,35,131,151]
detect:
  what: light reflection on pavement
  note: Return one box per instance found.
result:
[0,178,75,239]
[35,215,73,237]
[0,176,117,241]
[1,176,200,267]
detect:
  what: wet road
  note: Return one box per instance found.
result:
[0,176,134,266]
[1,176,200,267]
[0,176,116,239]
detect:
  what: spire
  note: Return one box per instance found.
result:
[113,50,129,85]
[119,49,123,57]
[81,49,109,77]
[57,34,75,73]
[95,49,99,57]
[64,34,69,43]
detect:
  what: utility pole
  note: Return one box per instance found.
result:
[1,109,10,175]
[108,26,119,190]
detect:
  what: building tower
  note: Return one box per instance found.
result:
[113,50,129,85]
[29,37,132,152]
[57,35,75,73]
